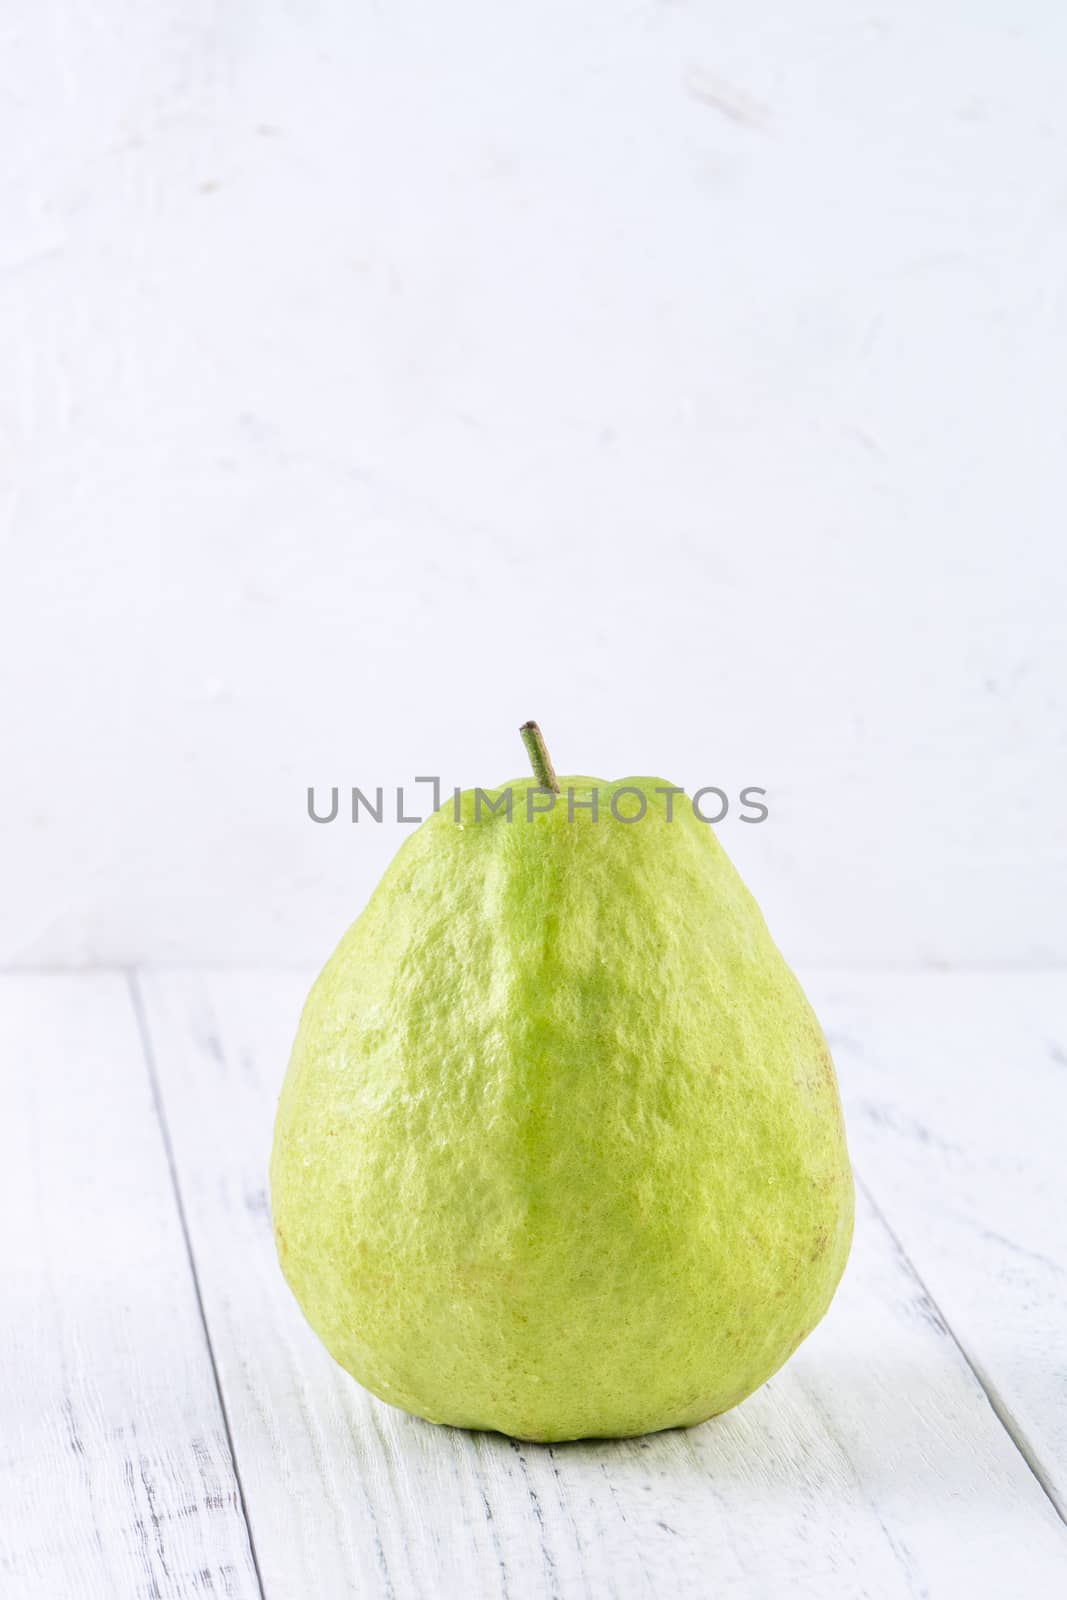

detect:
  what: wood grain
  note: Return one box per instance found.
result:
[811,970,1067,1522]
[0,974,260,1599]
[138,969,1067,1599]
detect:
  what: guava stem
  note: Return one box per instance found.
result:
[519,720,560,793]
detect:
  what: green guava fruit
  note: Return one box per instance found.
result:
[271,724,853,1441]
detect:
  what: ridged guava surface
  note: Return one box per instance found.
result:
[271,777,854,1441]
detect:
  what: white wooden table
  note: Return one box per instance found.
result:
[3,970,1065,1598]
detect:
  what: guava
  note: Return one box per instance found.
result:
[271,724,853,1441]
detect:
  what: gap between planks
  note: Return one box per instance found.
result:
[127,969,268,1600]
[857,1174,1066,1528]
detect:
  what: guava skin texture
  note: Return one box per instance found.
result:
[271,777,854,1442]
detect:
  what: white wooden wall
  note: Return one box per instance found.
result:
[2,970,1064,1596]
[1,0,1065,970]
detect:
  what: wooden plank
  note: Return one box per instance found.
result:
[140,969,1067,1598]
[0,974,260,1600]
[810,969,1067,1522]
